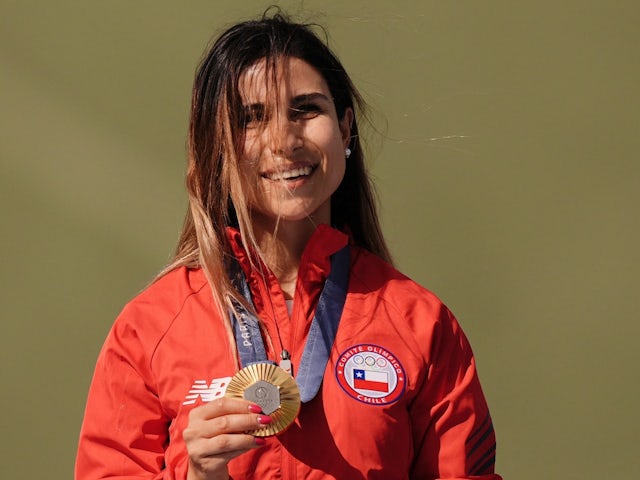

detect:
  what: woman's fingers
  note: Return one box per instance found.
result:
[190,397,256,421]
[185,398,272,439]
[186,431,261,462]
[183,397,270,479]
[185,412,272,440]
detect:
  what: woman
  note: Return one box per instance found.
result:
[76,11,501,480]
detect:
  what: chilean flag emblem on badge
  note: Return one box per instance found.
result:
[353,369,389,392]
[335,344,406,405]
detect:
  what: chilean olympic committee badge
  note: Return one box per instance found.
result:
[335,344,406,405]
[225,362,301,436]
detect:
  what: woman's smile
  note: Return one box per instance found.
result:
[260,163,317,183]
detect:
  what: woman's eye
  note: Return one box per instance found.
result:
[242,106,265,128]
[290,103,322,120]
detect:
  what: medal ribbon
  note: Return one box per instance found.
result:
[230,245,350,403]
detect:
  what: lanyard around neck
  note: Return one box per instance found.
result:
[229,245,350,403]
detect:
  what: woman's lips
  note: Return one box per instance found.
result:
[261,164,316,181]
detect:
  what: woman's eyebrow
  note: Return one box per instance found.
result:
[291,92,330,104]
[241,93,330,109]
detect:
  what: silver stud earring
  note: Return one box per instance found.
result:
[345,147,352,159]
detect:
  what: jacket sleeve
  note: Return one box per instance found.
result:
[75,312,188,479]
[409,306,502,480]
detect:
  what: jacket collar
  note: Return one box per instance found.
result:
[225,224,349,291]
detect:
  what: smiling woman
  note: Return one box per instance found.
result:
[75,9,501,480]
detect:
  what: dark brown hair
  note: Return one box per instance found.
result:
[161,10,391,332]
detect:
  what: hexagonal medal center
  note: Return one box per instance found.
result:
[244,380,281,415]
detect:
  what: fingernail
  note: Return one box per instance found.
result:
[248,404,262,414]
[257,415,272,425]
[254,437,266,446]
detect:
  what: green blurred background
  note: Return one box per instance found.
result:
[1,1,638,478]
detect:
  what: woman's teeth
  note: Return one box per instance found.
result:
[265,166,313,181]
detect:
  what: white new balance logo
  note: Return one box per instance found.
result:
[183,377,232,405]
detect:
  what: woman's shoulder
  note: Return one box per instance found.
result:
[135,266,209,306]
[350,248,439,297]
[349,247,451,321]
[111,266,210,341]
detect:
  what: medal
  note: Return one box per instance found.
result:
[225,362,300,437]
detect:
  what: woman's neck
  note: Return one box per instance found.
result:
[251,215,322,299]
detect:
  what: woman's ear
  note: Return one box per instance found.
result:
[339,107,354,149]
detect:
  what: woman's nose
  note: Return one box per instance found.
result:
[266,114,301,158]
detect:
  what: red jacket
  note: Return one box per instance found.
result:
[76,225,501,479]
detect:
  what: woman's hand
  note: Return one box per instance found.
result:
[183,397,271,480]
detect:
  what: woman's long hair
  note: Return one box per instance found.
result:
[159,10,391,342]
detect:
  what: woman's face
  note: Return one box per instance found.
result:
[237,56,352,226]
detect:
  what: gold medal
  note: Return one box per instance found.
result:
[225,362,301,436]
